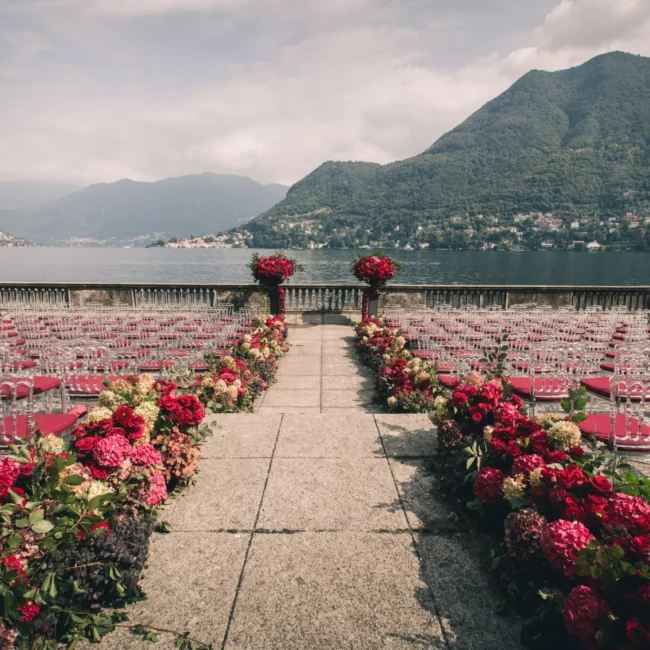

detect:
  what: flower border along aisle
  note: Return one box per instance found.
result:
[430,378,650,649]
[249,252,302,316]
[352,255,401,320]
[354,317,443,413]
[0,316,288,649]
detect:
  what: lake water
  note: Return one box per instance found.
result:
[0,248,649,286]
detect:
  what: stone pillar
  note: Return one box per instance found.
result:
[368,288,380,318]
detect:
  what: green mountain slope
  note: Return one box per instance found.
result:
[248,52,650,249]
[0,173,288,245]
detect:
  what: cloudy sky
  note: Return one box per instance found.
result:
[1,0,650,187]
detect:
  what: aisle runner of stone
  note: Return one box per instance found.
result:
[96,324,523,650]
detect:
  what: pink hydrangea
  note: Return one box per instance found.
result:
[562,585,610,641]
[606,493,650,535]
[93,435,133,468]
[541,519,596,577]
[132,444,163,467]
[0,457,21,489]
[511,454,546,477]
[473,467,505,504]
[493,401,520,426]
[134,470,168,506]
[504,509,547,562]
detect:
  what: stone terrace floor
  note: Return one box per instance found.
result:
[94,321,525,649]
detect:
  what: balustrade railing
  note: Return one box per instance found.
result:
[0,282,648,312]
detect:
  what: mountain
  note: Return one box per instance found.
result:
[0,173,288,245]
[0,230,33,247]
[0,181,82,210]
[247,52,650,250]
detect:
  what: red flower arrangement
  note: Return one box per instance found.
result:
[433,377,650,649]
[352,254,401,319]
[249,252,302,315]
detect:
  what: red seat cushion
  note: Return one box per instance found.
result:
[64,375,123,395]
[581,377,649,401]
[435,362,456,374]
[509,377,568,401]
[2,413,78,439]
[412,350,434,359]
[438,375,460,389]
[4,360,37,371]
[578,413,650,451]
[0,377,60,399]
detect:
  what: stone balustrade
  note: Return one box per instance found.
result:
[0,281,649,311]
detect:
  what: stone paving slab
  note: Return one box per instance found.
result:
[271,375,321,391]
[321,388,374,408]
[276,355,322,375]
[258,457,409,531]
[164,458,270,531]
[225,532,446,650]
[257,406,321,415]
[389,458,467,532]
[375,414,438,457]
[274,413,382,458]
[92,532,249,649]
[202,413,281,458]
[288,328,324,341]
[322,358,370,376]
[262,389,320,408]
[322,374,373,391]
[416,533,523,649]
[289,341,323,355]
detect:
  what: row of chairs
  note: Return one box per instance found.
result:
[385,305,650,453]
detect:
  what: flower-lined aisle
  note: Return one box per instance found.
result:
[431,377,650,649]
[354,317,443,412]
[0,315,288,649]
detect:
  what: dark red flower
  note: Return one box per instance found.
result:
[18,602,40,622]
[557,465,586,490]
[88,464,110,480]
[587,475,613,495]
[473,467,505,504]
[90,522,111,536]
[562,585,609,641]
[626,619,650,647]
[75,435,101,455]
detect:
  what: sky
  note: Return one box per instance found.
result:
[1,0,650,187]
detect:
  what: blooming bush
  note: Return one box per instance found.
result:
[430,378,650,649]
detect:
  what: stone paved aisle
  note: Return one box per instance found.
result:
[95,324,523,650]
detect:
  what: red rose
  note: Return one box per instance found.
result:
[75,436,101,455]
[561,497,586,523]
[548,488,569,509]
[73,425,87,439]
[626,620,650,647]
[19,463,36,477]
[85,419,112,435]
[105,426,127,438]
[545,450,569,463]
[112,406,145,441]
[471,411,483,423]
[18,602,40,623]
[569,445,584,459]
[557,465,586,490]
[587,475,613,495]
[158,394,179,412]
[89,464,110,480]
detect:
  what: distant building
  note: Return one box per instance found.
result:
[541,241,554,248]
[586,241,601,250]
[570,221,580,229]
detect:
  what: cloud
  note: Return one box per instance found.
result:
[0,0,649,186]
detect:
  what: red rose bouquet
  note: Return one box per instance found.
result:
[249,252,302,315]
[351,254,401,319]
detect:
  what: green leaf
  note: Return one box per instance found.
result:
[63,475,86,486]
[31,519,54,534]
[29,509,44,524]
[72,580,86,595]
[14,517,31,528]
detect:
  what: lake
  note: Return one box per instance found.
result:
[0,248,649,286]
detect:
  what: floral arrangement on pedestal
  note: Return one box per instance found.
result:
[351,255,401,319]
[431,378,650,649]
[249,252,302,315]
[353,317,443,412]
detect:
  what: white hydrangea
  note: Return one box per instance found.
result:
[547,421,582,451]
[502,474,526,501]
[86,407,114,423]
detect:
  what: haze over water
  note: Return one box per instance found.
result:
[1,248,649,286]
